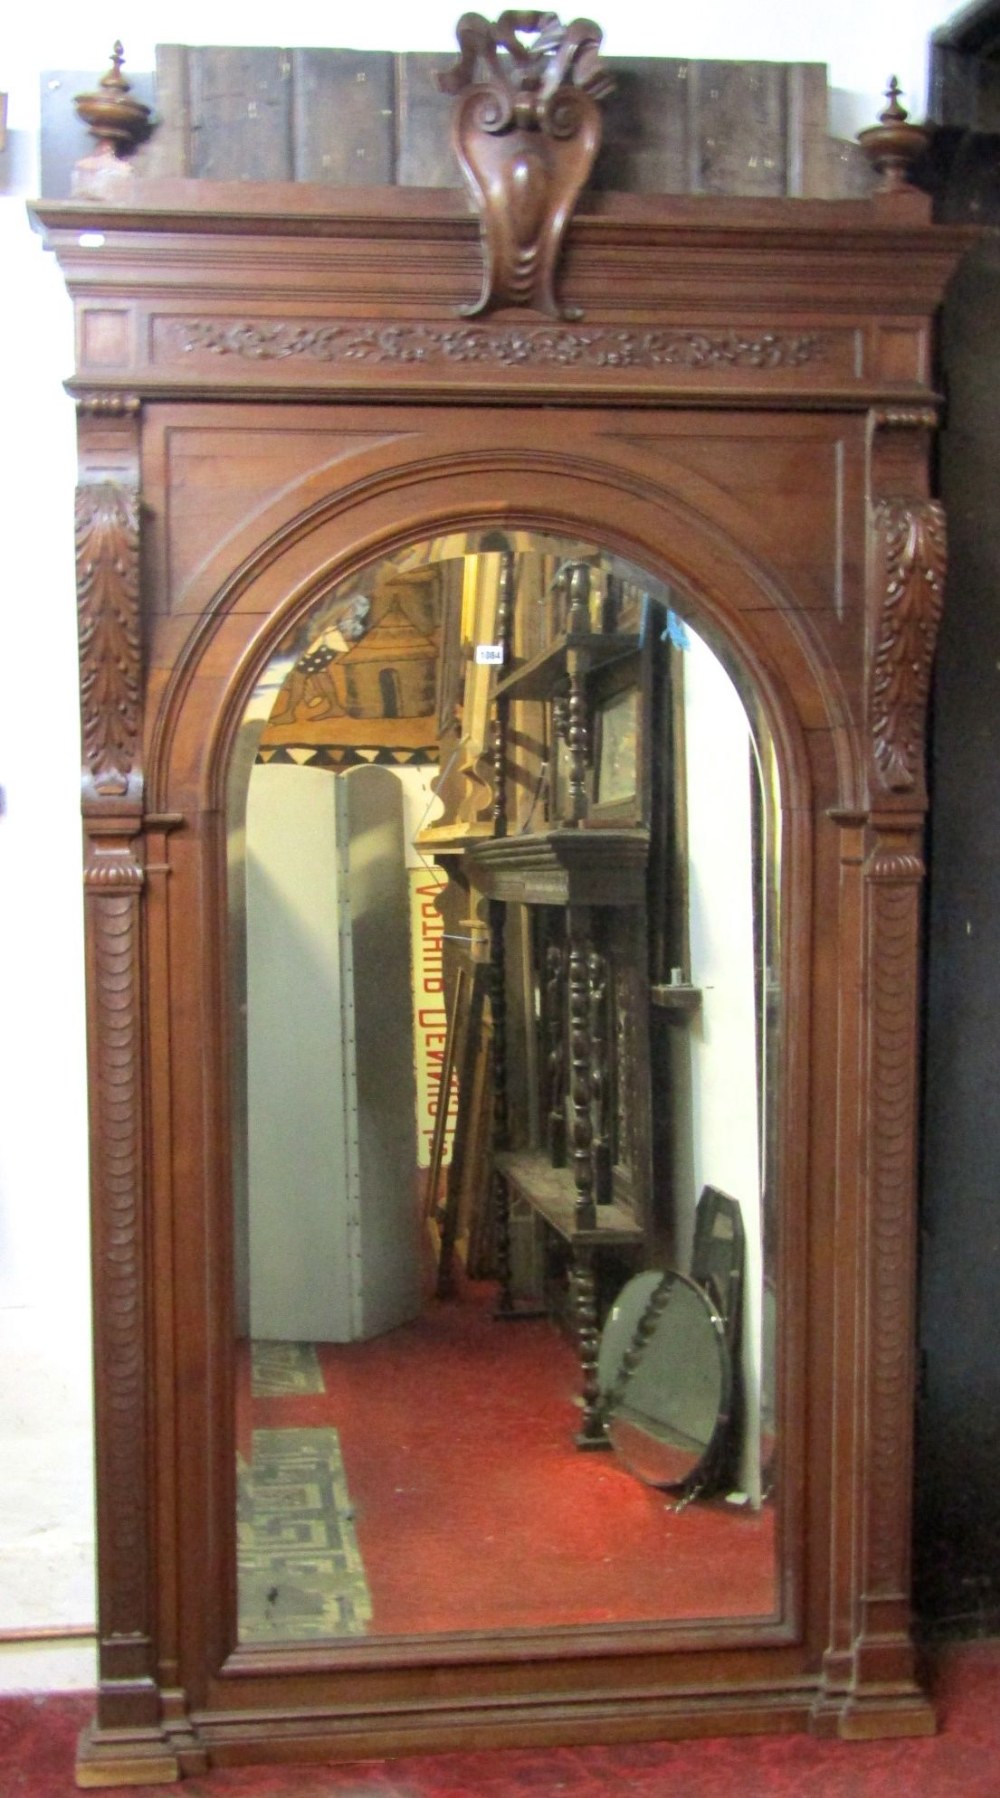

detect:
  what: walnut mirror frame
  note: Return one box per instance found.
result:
[32,24,969,1781]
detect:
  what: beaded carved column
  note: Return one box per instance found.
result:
[74,401,176,1783]
[841,409,945,1736]
[588,949,612,1205]
[567,906,595,1227]
[571,1244,606,1448]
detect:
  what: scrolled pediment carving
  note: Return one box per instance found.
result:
[75,480,142,802]
[870,498,946,796]
[438,11,614,319]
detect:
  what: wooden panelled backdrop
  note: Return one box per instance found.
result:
[40,47,873,200]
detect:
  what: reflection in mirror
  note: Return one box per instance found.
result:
[226,531,782,1643]
[598,1268,731,1495]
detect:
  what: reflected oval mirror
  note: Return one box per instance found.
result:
[226,527,783,1643]
[598,1268,731,1494]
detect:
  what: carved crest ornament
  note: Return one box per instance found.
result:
[438,10,614,317]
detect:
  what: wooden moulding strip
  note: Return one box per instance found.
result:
[0,1623,97,1643]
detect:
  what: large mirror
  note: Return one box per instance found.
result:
[226,529,782,1644]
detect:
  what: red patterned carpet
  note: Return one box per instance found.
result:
[1,1642,999,1795]
[236,1280,775,1635]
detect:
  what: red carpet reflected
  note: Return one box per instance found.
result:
[237,1276,775,1636]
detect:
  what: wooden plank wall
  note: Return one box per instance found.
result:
[41,48,874,198]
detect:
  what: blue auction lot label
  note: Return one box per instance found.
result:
[474,643,505,665]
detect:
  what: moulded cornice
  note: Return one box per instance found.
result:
[27,188,974,411]
[26,178,958,232]
[30,186,976,309]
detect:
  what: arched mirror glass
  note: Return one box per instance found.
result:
[225,529,782,1643]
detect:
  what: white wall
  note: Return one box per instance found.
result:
[682,629,764,1500]
[0,121,96,1690]
[0,0,946,1690]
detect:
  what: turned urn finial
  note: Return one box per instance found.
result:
[857,77,930,195]
[74,42,151,156]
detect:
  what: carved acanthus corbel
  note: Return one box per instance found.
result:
[870,498,946,796]
[865,406,946,805]
[439,10,614,319]
[75,480,142,806]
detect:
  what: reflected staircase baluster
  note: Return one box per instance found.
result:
[545,940,567,1167]
[568,906,596,1228]
[572,1247,608,1448]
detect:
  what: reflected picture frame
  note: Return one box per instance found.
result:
[588,672,643,826]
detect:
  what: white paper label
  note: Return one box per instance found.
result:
[474,643,505,666]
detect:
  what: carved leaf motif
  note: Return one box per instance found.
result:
[871,500,946,793]
[75,482,141,797]
[179,318,825,370]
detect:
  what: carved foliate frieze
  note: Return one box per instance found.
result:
[177,316,826,371]
[439,12,614,319]
[75,480,142,804]
[870,499,946,796]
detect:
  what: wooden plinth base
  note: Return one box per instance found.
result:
[810,1686,936,1742]
[76,1723,181,1789]
[837,1692,937,1740]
